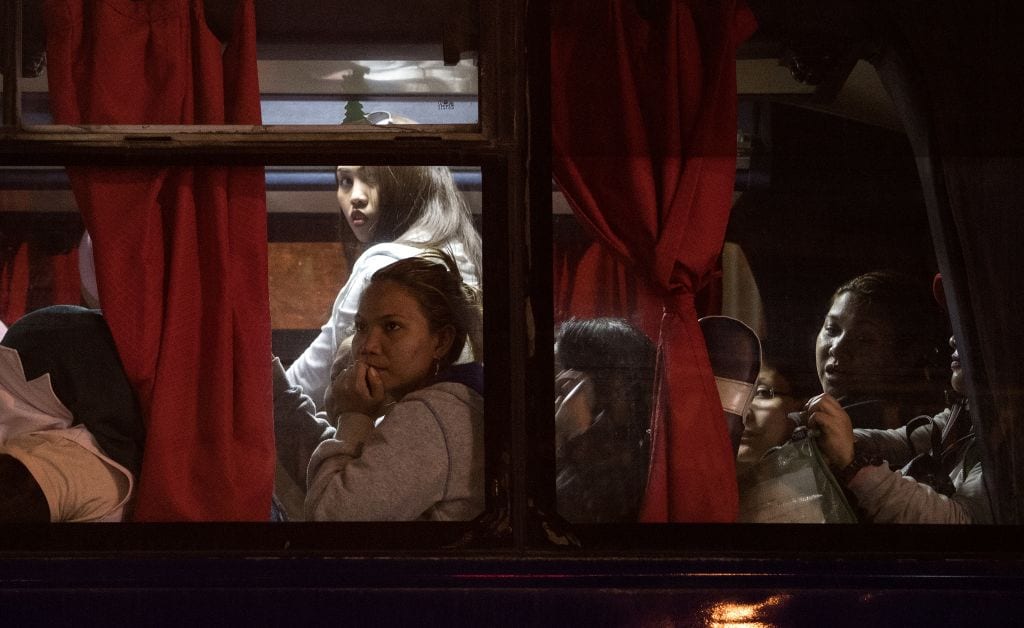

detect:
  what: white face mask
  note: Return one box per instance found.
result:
[0,346,72,443]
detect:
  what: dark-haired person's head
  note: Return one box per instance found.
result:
[554,318,656,444]
[815,271,946,405]
[351,250,482,400]
[334,165,481,271]
[553,318,656,523]
[336,166,455,244]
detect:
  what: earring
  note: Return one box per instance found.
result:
[433,358,441,377]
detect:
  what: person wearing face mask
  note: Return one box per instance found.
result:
[285,117,482,411]
[552,317,656,523]
[814,271,947,430]
[273,251,484,521]
[808,274,992,523]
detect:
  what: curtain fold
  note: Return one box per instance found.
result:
[44,0,273,520]
[0,244,81,324]
[553,237,724,343]
[554,240,665,340]
[551,0,755,521]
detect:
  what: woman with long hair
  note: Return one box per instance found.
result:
[286,162,482,410]
[553,317,655,523]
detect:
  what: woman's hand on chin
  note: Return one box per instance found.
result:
[330,361,388,419]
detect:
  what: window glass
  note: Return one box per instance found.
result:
[20,1,480,127]
[268,163,484,522]
[266,165,482,367]
[0,162,486,526]
[259,60,478,125]
[0,173,84,321]
[551,101,959,525]
[725,105,949,525]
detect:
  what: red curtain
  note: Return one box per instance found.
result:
[44,0,273,520]
[0,244,81,324]
[554,240,665,340]
[553,236,724,342]
[551,0,756,521]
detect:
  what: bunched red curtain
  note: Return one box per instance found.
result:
[553,235,724,342]
[44,0,273,520]
[551,0,756,521]
[553,239,666,340]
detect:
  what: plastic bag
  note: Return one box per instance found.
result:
[738,425,858,523]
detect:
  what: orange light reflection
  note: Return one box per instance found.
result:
[705,595,788,628]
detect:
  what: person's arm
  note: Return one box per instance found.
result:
[304,394,455,521]
[847,408,991,523]
[850,408,950,468]
[282,308,337,412]
[285,246,412,409]
[811,398,990,523]
[808,392,923,467]
[0,427,131,522]
[847,457,990,523]
[273,357,335,490]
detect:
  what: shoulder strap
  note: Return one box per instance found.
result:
[903,414,937,456]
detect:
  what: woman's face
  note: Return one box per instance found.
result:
[736,366,802,470]
[815,291,904,401]
[353,280,452,399]
[336,166,381,243]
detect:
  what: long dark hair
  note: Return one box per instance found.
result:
[555,317,656,447]
[338,166,482,276]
